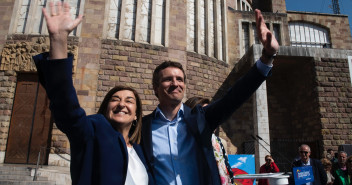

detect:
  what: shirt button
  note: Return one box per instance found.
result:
[174,157,177,160]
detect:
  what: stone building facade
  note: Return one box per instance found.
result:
[0,0,351,172]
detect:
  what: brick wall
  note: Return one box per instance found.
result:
[272,0,286,13]
[214,50,256,154]
[186,52,230,99]
[168,0,187,51]
[0,71,16,152]
[98,39,231,113]
[98,39,240,153]
[316,58,352,151]
[98,40,168,113]
[287,12,352,50]
[227,10,242,65]
[51,125,70,154]
[221,96,254,154]
[75,0,105,115]
[267,57,321,141]
[266,56,325,160]
[267,51,352,159]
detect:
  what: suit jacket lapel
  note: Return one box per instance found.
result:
[183,104,214,185]
[141,112,155,166]
[183,105,200,138]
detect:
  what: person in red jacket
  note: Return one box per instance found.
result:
[258,155,280,185]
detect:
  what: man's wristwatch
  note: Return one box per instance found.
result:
[261,48,278,61]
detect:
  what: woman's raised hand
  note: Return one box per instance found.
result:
[42,1,83,59]
[43,1,83,39]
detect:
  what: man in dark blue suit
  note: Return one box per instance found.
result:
[141,9,279,185]
[290,144,327,185]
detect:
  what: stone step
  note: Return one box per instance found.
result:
[0,180,55,185]
[0,175,47,181]
[0,170,30,176]
[0,164,70,185]
[0,166,32,171]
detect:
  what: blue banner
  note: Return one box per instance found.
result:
[228,154,256,185]
[293,166,314,184]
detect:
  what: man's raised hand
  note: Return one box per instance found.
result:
[255,9,279,64]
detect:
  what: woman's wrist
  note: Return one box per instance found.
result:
[49,34,68,59]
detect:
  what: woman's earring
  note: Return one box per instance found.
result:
[132,120,137,126]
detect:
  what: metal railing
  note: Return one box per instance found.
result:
[290,41,332,48]
[33,146,70,181]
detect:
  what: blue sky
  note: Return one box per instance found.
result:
[286,0,352,36]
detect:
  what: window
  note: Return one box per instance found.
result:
[289,22,331,48]
[138,0,152,43]
[199,0,206,55]
[273,23,281,45]
[187,0,196,51]
[104,0,168,46]
[106,0,123,39]
[209,0,215,57]
[252,23,260,44]
[186,0,227,62]
[9,0,83,36]
[237,0,241,10]
[243,22,281,56]
[242,22,250,53]
[349,56,352,85]
[236,0,252,11]
[154,0,167,45]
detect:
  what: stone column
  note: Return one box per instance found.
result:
[221,0,228,63]
[253,45,271,172]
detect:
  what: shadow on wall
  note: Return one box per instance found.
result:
[212,46,256,154]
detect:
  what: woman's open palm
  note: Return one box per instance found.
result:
[42,1,83,37]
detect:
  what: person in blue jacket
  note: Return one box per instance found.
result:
[33,2,154,185]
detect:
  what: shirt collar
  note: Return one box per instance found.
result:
[301,158,311,166]
[154,103,184,122]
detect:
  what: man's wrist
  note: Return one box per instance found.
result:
[256,59,272,77]
[260,48,278,64]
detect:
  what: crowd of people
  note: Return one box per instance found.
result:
[260,144,352,185]
[323,150,352,185]
[288,145,352,185]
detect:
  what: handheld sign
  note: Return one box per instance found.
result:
[293,166,314,184]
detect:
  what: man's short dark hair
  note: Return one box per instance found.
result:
[152,61,186,89]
